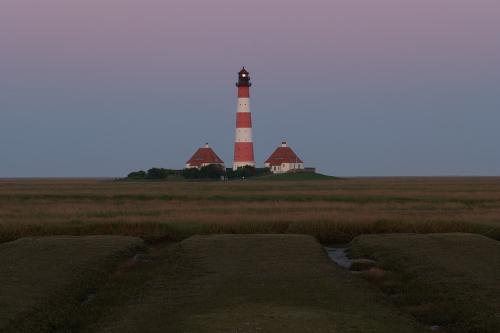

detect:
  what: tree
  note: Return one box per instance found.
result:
[126,170,146,180]
[225,168,235,179]
[199,164,226,179]
[182,164,226,180]
[181,168,200,179]
[234,165,257,178]
[228,166,271,179]
[146,168,169,179]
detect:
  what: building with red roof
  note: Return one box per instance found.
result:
[264,142,304,174]
[186,143,225,169]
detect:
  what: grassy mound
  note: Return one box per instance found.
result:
[350,233,500,333]
[0,236,143,333]
[254,172,337,180]
[87,235,426,333]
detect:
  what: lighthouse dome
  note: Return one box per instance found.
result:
[239,67,249,75]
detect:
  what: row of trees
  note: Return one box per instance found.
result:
[126,168,181,180]
[126,165,271,181]
[181,164,226,179]
[226,165,272,179]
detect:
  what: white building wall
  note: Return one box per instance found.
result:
[265,163,305,174]
[186,162,225,170]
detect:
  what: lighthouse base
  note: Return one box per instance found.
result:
[233,161,256,171]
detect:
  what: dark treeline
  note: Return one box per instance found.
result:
[126,165,271,181]
[225,165,272,179]
[126,168,180,180]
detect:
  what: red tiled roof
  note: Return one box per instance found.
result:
[265,146,303,166]
[186,147,224,167]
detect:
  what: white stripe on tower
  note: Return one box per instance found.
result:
[235,128,253,142]
[233,67,256,170]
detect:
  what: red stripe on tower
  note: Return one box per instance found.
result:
[238,86,250,98]
[233,67,256,170]
[236,113,252,128]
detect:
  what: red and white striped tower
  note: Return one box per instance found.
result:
[233,67,256,170]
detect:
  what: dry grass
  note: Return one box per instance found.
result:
[1,177,499,243]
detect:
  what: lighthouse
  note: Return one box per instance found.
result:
[233,67,256,170]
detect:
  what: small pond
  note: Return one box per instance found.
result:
[324,247,352,269]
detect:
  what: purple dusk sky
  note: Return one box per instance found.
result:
[1,0,499,176]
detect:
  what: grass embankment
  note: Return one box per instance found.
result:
[0,178,499,244]
[253,172,337,181]
[350,233,500,333]
[82,235,426,333]
[0,236,143,333]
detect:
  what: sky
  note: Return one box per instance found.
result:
[1,0,499,177]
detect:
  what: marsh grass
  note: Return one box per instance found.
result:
[80,235,426,333]
[1,177,499,243]
[350,233,500,333]
[0,236,143,333]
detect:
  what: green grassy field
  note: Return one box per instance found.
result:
[349,233,500,333]
[0,178,499,332]
[84,234,427,333]
[252,172,337,180]
[0,236,143,333]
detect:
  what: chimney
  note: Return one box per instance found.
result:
[205,143,209,148]
[281,141,287,147]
